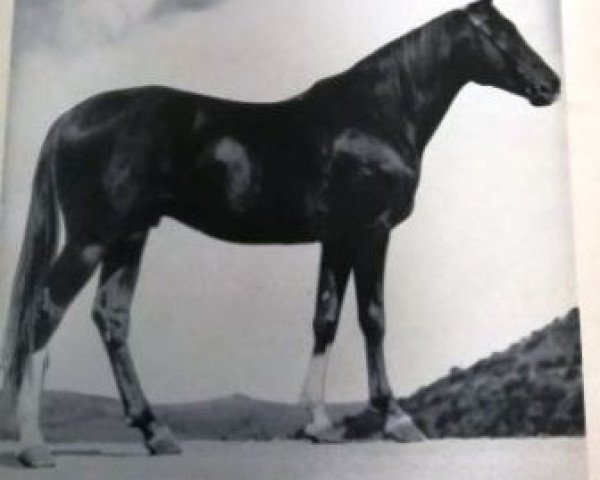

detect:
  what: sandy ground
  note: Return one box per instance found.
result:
[0,438,587,480]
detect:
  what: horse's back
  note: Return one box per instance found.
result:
[45,86,327,243]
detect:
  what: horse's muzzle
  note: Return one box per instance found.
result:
[527,74,561,107]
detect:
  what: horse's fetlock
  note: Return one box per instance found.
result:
[127,406,157,436]
[370,393,394,413]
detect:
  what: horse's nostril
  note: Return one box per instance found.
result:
[537,79,559,97]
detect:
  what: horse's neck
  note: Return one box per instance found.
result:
[354,11,468,154]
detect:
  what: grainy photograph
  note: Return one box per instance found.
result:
[0,0,585,479]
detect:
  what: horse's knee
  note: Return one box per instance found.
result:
[359,303,385,345]
[312,290,341,354]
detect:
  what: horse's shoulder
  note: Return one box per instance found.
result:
[330,128,417,181]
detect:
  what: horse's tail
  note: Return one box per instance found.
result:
[1,127,60,404]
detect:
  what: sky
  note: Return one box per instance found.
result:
[0,0,574,404]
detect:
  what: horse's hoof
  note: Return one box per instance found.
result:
[17,444,56,468]
[145,425,182,455]
[309,425,346,443]
[302,422,346,443]
[383,414,426,442]
[303,418,333,437]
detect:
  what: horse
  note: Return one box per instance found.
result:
[1,0,560,467]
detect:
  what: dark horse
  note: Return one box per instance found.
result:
[1,0,560,467]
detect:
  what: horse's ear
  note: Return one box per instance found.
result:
[466,0,493,14]
[465,0,492,29]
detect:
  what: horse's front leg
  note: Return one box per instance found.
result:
[300,240,351,436]
[353,232,425,441]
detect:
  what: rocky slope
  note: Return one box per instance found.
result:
[401,308,584,438]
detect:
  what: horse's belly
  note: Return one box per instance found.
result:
[166,204,321,244]
[169,133,328,243]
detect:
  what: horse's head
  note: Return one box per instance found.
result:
[461,0,560,106]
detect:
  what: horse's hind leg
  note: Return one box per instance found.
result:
[92,232,181,456]
[17,241,105,467]
[300,240,351,436]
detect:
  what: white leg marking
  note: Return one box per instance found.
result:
[17,349,48,447]
[300,347,333,434]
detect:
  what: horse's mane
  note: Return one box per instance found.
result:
[304,9,466,102]
[357,10,467,78]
